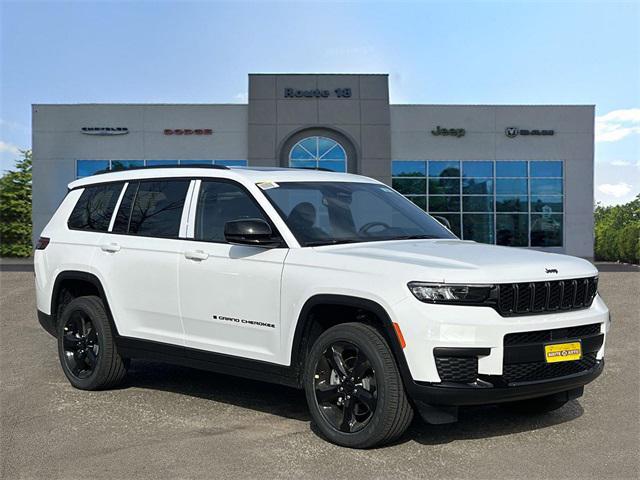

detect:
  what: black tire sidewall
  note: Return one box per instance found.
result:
[57,296,111,390]
[304,324,399,448]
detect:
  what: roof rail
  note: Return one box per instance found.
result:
[93,164,230,175]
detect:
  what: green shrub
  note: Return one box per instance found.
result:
[594,194,640,264]
[0,150,32,257]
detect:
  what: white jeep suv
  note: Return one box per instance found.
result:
[35,166,609,448]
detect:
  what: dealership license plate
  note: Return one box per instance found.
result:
[544,342,582,363]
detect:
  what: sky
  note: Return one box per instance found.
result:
[1,0,638,205]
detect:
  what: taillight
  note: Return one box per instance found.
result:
[35,237,50,250]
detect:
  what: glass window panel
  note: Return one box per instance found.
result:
[531,178,563,195]
[76,160,109,178]
[463,196,493,212]
[463,214,494,244]
[215,160,248,167]
[290,160,317,169]
[462,177,493,194]
[127,180,190,238]
[496,161,527,177]
[431,213,460,237]
[68,183,123,232]
[321,145,346,160]
[496,214,528,246]
[496,178,528,195]
[180,160,213,165]
[392,178,426,195]
[429,161,460,177]
[392,161,426,177]
[530,161,562,177]
[317,137,334,157]
[429,178,460,195]
[300,137,318,157]
[428,195,460,212]
[406,196,426,210]
[290,144,315,160]
[318,160,346,172]
[531,195,563,213]
[496,195,528,212]
[462,161,493,177]
[195,181,269,243]
[531,214,563,247]
[110,160,144,171]
[146,160,179,166]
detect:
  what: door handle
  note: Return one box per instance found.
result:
[184,250,209,261]
[101,243,121,253]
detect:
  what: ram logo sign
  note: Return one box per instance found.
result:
[505,127,554,138]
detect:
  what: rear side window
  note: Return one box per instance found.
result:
[68,183,123,232]
[112,180,190,238]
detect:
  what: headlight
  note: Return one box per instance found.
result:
[408,282,495,304]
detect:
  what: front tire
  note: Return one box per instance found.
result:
[304,323,413,448]
[57,296,127,390]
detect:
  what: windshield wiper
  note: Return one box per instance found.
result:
[386,234,440,241]
[304,238,362,247]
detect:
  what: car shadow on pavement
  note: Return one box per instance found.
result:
[125,359,584,446]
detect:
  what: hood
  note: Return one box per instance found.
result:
[313,239,597,284]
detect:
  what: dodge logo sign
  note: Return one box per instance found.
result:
[164,129,213,135]
[505,127,554,138]
[81,127,129,136]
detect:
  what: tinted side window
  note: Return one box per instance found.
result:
[112,180,190,238]
[195,181,268,242]
[68,183,123,232]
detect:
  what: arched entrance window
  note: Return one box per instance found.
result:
[289,136,347,172]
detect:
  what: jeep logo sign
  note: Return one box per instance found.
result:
[431,126,466,138]
[505,127,554,138]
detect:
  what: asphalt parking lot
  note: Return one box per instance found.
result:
[1,264,639,479]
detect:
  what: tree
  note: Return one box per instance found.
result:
[594,194,640,264]
[0,149,32,257]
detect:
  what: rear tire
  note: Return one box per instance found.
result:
[57,295,127,390]
[304,323,413,448]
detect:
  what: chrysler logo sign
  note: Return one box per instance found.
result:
[81,127,129,136]
[505,127,554,138]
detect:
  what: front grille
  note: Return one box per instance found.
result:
[504,323,602,346]
[435,356,478,383]
[496,277,598,316]
[503,352,598,384]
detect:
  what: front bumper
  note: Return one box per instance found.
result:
[407,358,604,407]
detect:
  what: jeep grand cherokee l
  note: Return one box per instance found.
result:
[35,166,609,448]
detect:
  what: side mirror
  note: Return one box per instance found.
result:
[224,219,282,247]
[433,215,452,230]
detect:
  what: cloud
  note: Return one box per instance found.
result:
[0,140,21,156]
[597,182,633,198]
[595,108,640,142]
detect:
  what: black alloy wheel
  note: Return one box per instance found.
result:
[304,323,414,448]
[314,341,377,433]
[62,311,100,379]
[57,296,128,390]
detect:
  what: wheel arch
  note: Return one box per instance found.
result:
[50,270,120,337]
[289,294,412,387]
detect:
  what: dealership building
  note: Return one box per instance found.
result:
[32,73,596,257]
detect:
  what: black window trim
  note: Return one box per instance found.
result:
[69,176,289,247]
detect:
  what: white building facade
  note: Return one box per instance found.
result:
[32,74,595,257]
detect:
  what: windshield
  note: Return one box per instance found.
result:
[260,182,457,246]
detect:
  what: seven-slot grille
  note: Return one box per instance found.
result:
[497,277,598,316]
